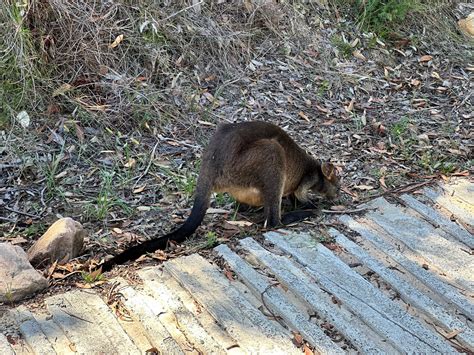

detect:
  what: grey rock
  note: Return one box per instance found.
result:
[0,243,48,302]
[28,217,85,267]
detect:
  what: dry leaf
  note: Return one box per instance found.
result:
[330,205,346,211]
[292,333,304,347]
[69,343,77,352]
[342,186,358,198]
[431,71,442,80]
[419,55,433,62]
[316,105,329,113]
[354,184,374,191]
[109,34,124,49]
[303,344,314,355]
[298,111,310,122]
[9,236,28,245]
[445,329,462,339]
[198,120,216,126]
[322,119,335,126]
[133,185,146,194]
[124,158,136,168]
[344,99,355,112]
[206,208,230,214]
[74,122,85,143]
[16,111,30,128]
[352,50,366,61]
[226,220,253,227]
[224,269,234,281]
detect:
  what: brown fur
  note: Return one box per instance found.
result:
[198,121,340,227]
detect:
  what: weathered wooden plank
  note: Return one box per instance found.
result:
[149,268,242,354]
[424,187,474,228]
[0,333,15,355]
[46,292,118,354]
[400,194,473,248]
[138,267,227,354]
[114,278,184,355]
[214,244,344,354]
[329,228,474,349]
[165,254,299,354]
[226,238,396,353]
[34,313,74,354]
[440,180,474,206]
[61,290,141,354]
[12,307,57,355]
[365,197,473,290]
[265,231,455,354]
[339,214,474,319]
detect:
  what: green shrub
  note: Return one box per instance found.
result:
[332,0,422,38]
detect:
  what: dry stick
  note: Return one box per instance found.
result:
[158,0,205,24]
[357,179,437,203]
[132,140,160,188]
[321,207,370,214]
[3,205,41,219]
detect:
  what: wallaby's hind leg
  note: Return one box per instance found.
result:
[258,143,286,228]
[262,186,283,228]
[229,139,286,229]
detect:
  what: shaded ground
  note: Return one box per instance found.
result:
[0,1,472,287]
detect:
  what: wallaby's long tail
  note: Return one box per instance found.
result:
[100,174,212,271]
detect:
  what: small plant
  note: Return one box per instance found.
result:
[317,80,331,97]
[214,193,235,207]
[81,270,104,284]
[24,223,47,237]
[44,153,64,201]
[439,161,456,175]
[204,231,218,248]
[180,173,197,198]
[356,0,422,37]
[390,117,410,141]
[4,282,14,304]
[331,35,353,58]
[85,170,133,221]
[419,151,457,174]
[332,0,422,39]
[0,0,38,129]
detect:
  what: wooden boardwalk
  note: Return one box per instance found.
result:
[1,179,473,354]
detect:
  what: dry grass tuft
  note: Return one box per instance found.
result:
[1,0,323,129]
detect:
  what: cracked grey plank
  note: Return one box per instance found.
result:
[215,244,344,354]
[339,214,474,319]
[329,228,474,349]
[265,231,455,354]
[165,254,299,354]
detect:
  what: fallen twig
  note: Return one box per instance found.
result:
[321,207,370,214]
[3,205,41,219]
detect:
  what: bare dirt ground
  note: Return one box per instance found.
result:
[0,1,472,291]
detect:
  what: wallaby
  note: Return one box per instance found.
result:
[100,121,340,271]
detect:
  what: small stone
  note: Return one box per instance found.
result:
[28,218,85,267]
[0,243,48,302]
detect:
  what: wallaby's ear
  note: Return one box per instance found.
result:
[321,162,337,181]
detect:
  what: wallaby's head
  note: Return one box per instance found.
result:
[313,162,340,200]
